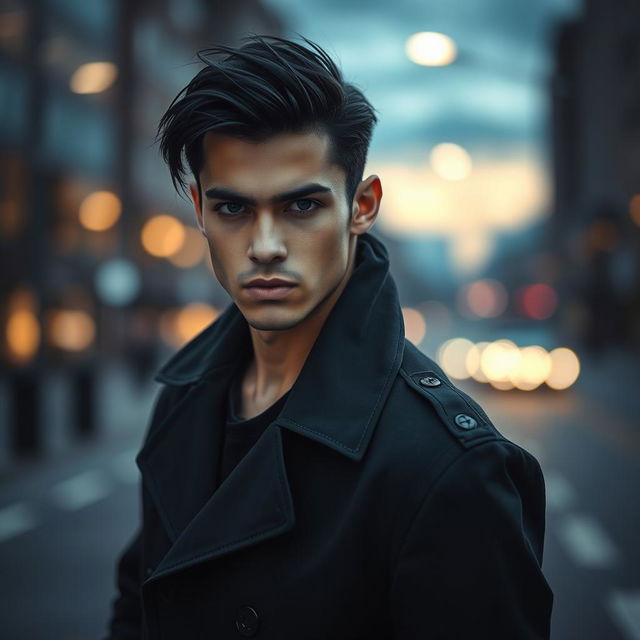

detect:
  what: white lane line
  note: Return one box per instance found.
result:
[50,469,113,511]
[544,470,576,512]
[0,502,38,543]
[556,513,620,568]
[608,591,640,640]
[110,449,140,484]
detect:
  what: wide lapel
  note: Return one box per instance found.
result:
[140,396,295,583]
[136,376,228,544]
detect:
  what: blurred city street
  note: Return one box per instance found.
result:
[0,347,639,639]
[1,0,640,638]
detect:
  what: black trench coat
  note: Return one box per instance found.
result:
[104,231,553,640]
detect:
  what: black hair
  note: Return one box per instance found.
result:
[155,33,379,214]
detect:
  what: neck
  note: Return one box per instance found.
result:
[242,235,357,407]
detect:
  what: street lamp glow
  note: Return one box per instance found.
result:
[430,143,472,181]
[438,337,475,380]
[510,345,552,391]
[406,32,457,67]
[480,340,520,383]
[141,215,186,258]
[70,62,118,94]
[547,348,580,390]
[79,191,121,231]
[47,309,95,351]
[175,304,219,344]
[168,226,208,268]
[467,341,490,382]
[6,308,40,362]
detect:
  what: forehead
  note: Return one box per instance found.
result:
[199,130,344,193]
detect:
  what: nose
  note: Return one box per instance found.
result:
[247,213,287,264]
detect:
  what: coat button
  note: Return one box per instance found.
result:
[235,605,260,637]
[454,413,477,429]
[419,375,441,387]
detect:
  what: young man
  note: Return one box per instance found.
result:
[105,34,553,639]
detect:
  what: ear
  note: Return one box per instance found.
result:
[190,182,206,236]
[349,175,383,235]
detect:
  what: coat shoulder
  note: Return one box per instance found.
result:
[391,339,508,451]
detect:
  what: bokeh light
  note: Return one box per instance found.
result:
[517,283,558,320]
[406,32,457,66]
[70,62,118,94]
[438,336,580,391]
[402,307,427,345]
[510,345,552,390]
[78,191,121,231]
[47,309,95,351]
[160,304,220,348]
[141,215,186,258]
[6,310,40,363]
[547,347,581,390]
[5,289,40,364]
[437,337,475,379]
[167,226,208,268]
[430,143,472,181]
[94,258,141,306]
[458,278,508,318]
[489,377,515,391]
[480,339,521,383]
[175,303,218,344]
[467,341,490,382]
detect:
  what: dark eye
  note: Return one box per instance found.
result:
[216,202,246,216]
[289,199,321,214]
[214,199,322,217]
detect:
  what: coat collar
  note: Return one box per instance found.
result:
[152,230,406,462]
[137,231,405,583]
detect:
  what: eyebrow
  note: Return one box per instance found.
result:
[204,182,332,206]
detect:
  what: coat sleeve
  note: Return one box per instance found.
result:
[389,439,554,639]
[103,528,144,640]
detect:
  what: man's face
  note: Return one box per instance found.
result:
[190,130,361,331]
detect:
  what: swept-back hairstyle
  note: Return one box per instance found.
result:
[155,33,379,213]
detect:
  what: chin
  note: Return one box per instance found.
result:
[239,303,305,332]
[246,315,305,332]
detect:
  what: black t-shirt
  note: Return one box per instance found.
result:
[217,364,290,488]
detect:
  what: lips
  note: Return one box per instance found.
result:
[245,286,296,301]
[244,278,297,288]
[243,280,297,301]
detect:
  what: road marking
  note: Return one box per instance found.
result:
[110,449,140,484]
[556,513,619,568]
[50,469,112,511]
[544,470,575,512]
[608,591,640,640]
[0,502,38,543]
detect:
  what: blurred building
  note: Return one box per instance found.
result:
[0,0,284,469]
[550,0,640,353]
